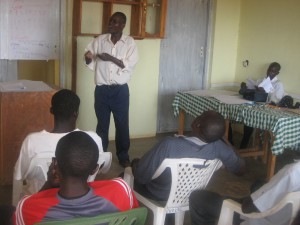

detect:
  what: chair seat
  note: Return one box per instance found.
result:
[217,191,300,225]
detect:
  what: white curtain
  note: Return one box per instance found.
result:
[0,1,18,82]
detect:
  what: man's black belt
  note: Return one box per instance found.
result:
[103,84,123,89]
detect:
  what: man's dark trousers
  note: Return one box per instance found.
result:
[94,84,130,163]
[189,190,244,225]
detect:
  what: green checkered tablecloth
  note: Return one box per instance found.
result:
[172,92,220,118]
[172,91,300,155]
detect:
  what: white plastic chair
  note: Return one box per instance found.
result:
[98,152,113,174]
[124,158,222,225]
[217,191,300,225]
[12,152,112,206]
[12,153,53,206]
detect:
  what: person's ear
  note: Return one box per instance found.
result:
[90,164,100,176]
[49,157,61,186]
[73,111,79,118]
[191,117,201,131]
[52,157,58,170]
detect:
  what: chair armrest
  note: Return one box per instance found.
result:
[225,196,297,219]
[218,192,300,225]
[98,152,112,174]
[123,167,134,188]
[218,199,243,225]
[87,152,112,182]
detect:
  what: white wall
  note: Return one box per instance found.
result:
[235,0,300,97]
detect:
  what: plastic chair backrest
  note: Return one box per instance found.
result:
[34,207,148,225]
[154,158,222,211]
[25,155,53,181]
[12,153,53,206]
[25,151,108,185]
[217,191,300,225]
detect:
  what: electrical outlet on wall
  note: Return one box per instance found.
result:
[243,60,249,67]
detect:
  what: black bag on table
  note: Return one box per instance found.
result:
[239,87,267,102]
[278,95,294,108]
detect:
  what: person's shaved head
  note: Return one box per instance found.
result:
[191,110,226,143]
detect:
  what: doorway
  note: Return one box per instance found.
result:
[157,0,211,133]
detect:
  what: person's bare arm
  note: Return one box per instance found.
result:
[97,53,125,69]
[241,196,260,213]
[84,51,93,64]
[221,137,246,176]
[231,154,246,176]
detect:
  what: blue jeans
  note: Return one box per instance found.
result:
[94,84,130,163]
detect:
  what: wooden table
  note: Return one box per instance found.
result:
[172,90,300,180]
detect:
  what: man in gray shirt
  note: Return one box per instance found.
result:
[131,110,246,201]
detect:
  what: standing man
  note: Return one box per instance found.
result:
[84,12,138,167]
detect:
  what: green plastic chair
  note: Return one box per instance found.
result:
[35,207,148,225]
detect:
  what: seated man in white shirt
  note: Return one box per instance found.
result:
[239,62,285,104]
[12,89,111,206]
[238,62,285,148]
[189,161,300,225]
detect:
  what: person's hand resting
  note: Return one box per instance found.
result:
[39,157,60,191]
[241,196,260,213]
[84,51,93,64]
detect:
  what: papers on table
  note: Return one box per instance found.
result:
[184,89,252,105]
[258,77,274,93]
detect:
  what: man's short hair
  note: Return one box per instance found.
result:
[55,131,99,179]
[51,89,80,120]
[269,62,281,71]
[112,12,127,24]
[194,110,226,143]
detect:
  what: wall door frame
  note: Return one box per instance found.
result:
[157,0,214,133]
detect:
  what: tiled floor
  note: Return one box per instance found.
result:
[1,131,298,224]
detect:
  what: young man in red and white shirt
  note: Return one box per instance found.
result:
[14,131,138,225]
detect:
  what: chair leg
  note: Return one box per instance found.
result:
[217,205,234,225]
[153,208,167,225]
[175,211,185,225]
